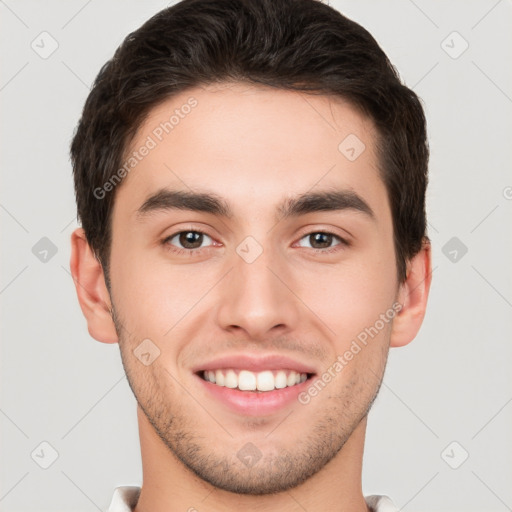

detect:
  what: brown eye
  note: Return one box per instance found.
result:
[297,231,344,250]
[311,232,332,249]
[165,231,213,250]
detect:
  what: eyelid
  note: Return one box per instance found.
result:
[295,225,352,244]
[161,222,218,242]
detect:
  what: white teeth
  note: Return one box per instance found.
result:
[224,369,238,388]
[256,371,274,391]
[274,371,287,389]
[202,369,309,392]
[238,370,256,390]
[215,369,225,386]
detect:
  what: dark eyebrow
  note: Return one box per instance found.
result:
[136,188,375,222]
[136,189,232,219]
[277,190,375,221]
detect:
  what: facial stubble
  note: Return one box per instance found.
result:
[110,301,389,495]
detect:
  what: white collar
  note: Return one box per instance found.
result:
[107,486,398,512]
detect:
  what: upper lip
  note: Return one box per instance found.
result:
[192,354,317,375]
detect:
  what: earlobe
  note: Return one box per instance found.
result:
[70,228,119,344]
[390,239,432,348]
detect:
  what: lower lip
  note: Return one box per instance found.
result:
[195,374,313,416]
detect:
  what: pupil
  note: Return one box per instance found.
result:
[181,231,202,248]
[312,233,331,248]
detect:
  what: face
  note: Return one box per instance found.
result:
[108,82,401,494]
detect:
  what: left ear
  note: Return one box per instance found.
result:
[390,239,432,348]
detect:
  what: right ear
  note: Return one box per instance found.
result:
[70,228,118,344]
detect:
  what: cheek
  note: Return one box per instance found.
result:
[295,254,397,341]
[110,241,219,342]
[109,236,174,336]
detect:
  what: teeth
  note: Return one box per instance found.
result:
[239,370,256,390]
[215,370,225,386]
[225,369,237,388]
[257,370,274,391]
[202,369,309,392]
[274,371,287,389]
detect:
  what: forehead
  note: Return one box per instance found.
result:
[113,82,388,224]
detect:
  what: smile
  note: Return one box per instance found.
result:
[200,368,310,392]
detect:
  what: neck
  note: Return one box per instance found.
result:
[133,405,370,512]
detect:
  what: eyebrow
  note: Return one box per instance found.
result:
[135,188,375,222]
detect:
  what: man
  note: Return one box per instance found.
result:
[69,0,431,510]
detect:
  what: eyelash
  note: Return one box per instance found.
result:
[161,229,350,256]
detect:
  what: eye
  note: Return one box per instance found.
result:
[296,231,348,253]
[163,230,215,253]
[162,229,349,256]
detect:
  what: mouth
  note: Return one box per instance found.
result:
[196,368,315,392]
[191,354,318,415]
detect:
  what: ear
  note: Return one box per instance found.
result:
[70,228,118,344]
[390,239,432,348]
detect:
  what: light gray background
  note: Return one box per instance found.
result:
[1,1,511,511]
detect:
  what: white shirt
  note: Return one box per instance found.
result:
[107,486,399,511]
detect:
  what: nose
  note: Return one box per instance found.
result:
[216,242,301,340]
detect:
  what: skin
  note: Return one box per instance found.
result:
[70,82,431,512]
